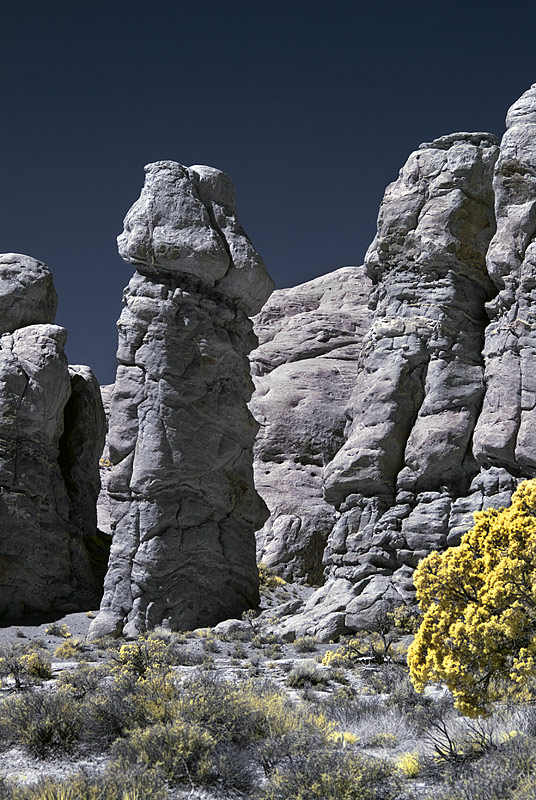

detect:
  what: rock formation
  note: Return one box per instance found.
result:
[250,266,372,584]
[269,86,536,641]
[89,161,274,638]
[0,254,106,618]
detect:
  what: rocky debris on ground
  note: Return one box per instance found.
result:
[0,255,105,619]
[89,162,274,639]
[250,266,372,585]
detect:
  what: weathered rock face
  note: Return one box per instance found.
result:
[273,88,536,640]
[250,267,372,584]
[473,85,536,472]
[90,162,274,638]
[0,255,106,618]
[279,132,505,641]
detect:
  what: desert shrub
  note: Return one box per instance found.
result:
[397,751,421,777]
[57,662,109,698]
[0,686,81,757]
[232,642,249,659]
[259,748,400,800]
[0,643,51,688]
[111,718,216,784]
[178,675,335,747]
[7,765,167,800]
[434,734,536,799]
[80,680,138,742]
[44,623,71,638]
[286,660,328,688]
[258,562,287,589]
[365,731,400,748]
[294,636,318,653]
[409,479,536,717]
[54,637,87,660]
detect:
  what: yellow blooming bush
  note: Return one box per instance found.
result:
[396,752,421,777]
[408,479,536,716]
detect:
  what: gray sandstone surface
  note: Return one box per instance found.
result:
[275,87,536,641]
[250,266,372,584]
[0,257,105,618]
[90,161,273,639]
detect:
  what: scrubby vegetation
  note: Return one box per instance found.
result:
[409,478,536,717]
[4,550,536,798]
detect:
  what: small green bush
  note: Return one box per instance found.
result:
[0,643,51,688]
[294,636,318,653]
[0,686,81,757]
[287,661,328,688]
[111,718,216,784]
[260,748,400,800]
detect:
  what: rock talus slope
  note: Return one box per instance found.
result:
[0,255,105,618]
[90,162,274,638]
[250,266,372,584]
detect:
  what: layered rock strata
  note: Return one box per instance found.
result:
[0,254,105,618]
[250,266,372,584]
[90,161,273,638]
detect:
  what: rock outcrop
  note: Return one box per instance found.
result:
[273,86,536,640]
[89,161,274,638]
[0,255,106,618]
[250,266,372,584]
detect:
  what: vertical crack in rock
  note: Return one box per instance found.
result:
[278,132,500,641]
[90,161,274,638]
[0,254,104,618]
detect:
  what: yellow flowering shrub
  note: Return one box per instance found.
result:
[408,479,536,717]
[397,752,421,777]
[258,562,286,589]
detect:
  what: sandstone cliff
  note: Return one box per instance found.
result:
[254,85,536,641]
[90,162,274,638]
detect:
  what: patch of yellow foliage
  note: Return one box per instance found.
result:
[408,479,536,717]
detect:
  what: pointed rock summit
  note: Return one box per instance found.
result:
[90,162,274,638]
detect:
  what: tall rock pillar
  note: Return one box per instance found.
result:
[90,162,273,638]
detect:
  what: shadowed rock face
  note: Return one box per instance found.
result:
[90,162,274,638]
[0,255,105,618]
[250,266,372,584]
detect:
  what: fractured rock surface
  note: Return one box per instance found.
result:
[278,88,536,640]
[90,162,273,638]
[250,266,372,584]
[281,132,503,640]
[0,255,105,618]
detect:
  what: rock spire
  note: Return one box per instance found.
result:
[90,161,274,638]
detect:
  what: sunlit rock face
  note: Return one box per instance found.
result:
[90,162,274,638]
[0,255,105,618]
[250,266,372,585]
[279,131,504,641]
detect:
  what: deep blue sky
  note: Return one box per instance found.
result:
[2,1,535,384]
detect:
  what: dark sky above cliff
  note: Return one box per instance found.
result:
[2,0,536,384]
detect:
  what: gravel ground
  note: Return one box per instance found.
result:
[0,610,99,653]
